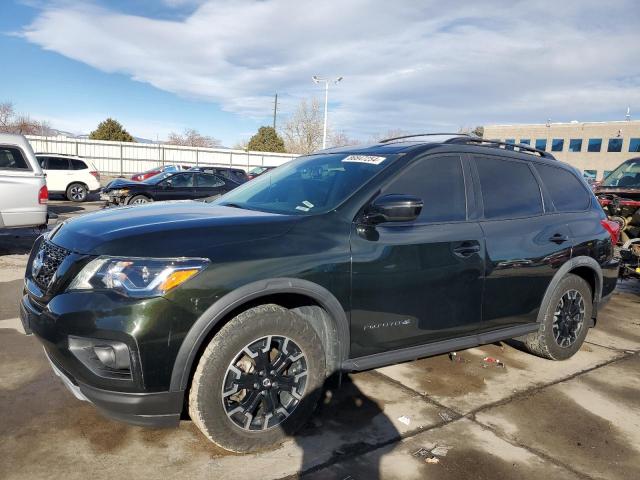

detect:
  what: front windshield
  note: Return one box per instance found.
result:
[602,159,640,188]
[143,171,174,184]
[214,153,395,214]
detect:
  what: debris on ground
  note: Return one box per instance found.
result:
[438,411,453,422]
[448,351,467,363]
[482,356,505,368]
[398,415,411,426]
[413,444,451,465]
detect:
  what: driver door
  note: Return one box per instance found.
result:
[156,173,195,200]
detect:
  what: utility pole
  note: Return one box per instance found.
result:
[312,76,343,150]
[272,93,278,129]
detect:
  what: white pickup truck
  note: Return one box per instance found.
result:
[0,133,48,229]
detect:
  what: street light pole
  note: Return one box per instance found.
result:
[312,75,343,150]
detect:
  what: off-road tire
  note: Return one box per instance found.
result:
[522,274,592,360]
[188,304,326,452]
[66,183,87,202]
[128,195,152,205]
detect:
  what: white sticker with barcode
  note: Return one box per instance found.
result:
[342,155,386,165]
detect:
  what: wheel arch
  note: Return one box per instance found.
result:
[169,278,349,392]
[537,256,603,324]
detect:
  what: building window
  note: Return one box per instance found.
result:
[505,138,515,150]
[535,139,547,151]
[519,139,531,145]
[607,138,623,152]
[629,138,640,152]
[587,139,602,152]
[551,139,564,152]
[569,139,582,152]
[583,170,597,180]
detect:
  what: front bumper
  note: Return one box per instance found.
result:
[45,348,183,427]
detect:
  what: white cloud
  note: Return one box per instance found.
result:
[21,0,640,138]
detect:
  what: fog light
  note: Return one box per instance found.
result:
[93,344,130,370]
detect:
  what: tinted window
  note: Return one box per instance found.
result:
[37,156,46,168]
[629,138,640,152]
[47,157,70,170]
[535,139,547,151]
[476,157,542,219]
[0,147,29,170]
[551,138,564,151]
[587,138,602,152]
[569,139,582,152]
[584,170,597,180]
[519,139,530,145]
[382,155,466,223]
[70,159,87,170]
[535,164,590,211]
[164,173,194,187]
[196,173,224,187]
[505,139,515,150]
[607,138,623,152]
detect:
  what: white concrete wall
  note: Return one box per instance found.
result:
[26,135,298,175]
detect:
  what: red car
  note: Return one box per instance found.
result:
[247,166,275,180]
[131,165,183,182]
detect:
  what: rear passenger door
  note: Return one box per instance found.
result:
[350,154,485,357]
[194,173,226,198]
[472,155,572,329]
[155,173,195,200]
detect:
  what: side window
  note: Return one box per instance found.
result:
[196,173,224,187]
[476,156,542,219]
[166,173,194,187]
[47,157,70,170]
[0,147,30,170]
[382,155,466,223]
[37,156,47,168]
[70,159,87,170]
[535,164,590,211]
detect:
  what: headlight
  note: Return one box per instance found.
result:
[112,188,129,196]
[68,257,209,297]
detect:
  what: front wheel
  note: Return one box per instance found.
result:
[188,304,326,452]
[522,274,592,360]
[128,195,152,205]
[66,183,87,202]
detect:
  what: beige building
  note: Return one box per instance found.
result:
[483,120,640,180]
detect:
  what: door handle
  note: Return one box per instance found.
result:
[453,242,481,257]
[549,233,569,244]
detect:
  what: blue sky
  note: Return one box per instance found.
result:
[1,1,639,146]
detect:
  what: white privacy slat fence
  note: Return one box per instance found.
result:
[26,135,298,175]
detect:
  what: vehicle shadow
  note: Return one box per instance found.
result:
[286,374,398,479]
[0,230,40,256]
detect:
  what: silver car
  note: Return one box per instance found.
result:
[0,133,48,229]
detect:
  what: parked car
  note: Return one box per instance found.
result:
[189,166,249,184]
[102,170,239,205]
[594,157,640,279]
[21,134,619,453]
[35,154,100,202]
[247,165,275,180]
[0,134,48,229]
[131,165,183,182]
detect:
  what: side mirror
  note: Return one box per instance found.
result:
[364,194,423,224]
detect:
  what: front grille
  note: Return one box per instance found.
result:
[32,241,70,290]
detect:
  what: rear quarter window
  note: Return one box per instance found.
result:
[0,146,30,170]
[535,163,590,211]
[475,156,543,219]
[71,159,88,170]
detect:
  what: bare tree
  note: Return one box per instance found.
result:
[0,102,14,130]
[233,138,249,151]
[0,101,56,136]
[281,98,324,154]
[369,129,411,143]
[167,128,220,148]
[330,131,360,148]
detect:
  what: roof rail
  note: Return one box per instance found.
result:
[444,136,555,159]
[379,132,471,143]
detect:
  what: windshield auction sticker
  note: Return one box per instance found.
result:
[342,155,386,165]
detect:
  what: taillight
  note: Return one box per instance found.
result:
[90,170,100,181]
[601,219,620,245]
[38,185,48,205]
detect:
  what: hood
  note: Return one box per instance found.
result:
[49,201,296,257]
[104,178,142,190]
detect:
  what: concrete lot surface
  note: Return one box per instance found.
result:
[0,199,639,479]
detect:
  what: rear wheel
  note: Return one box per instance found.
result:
[522,274,592,360]
[128,195,152,205]
[66,183,87,202]
[188,304,326,452]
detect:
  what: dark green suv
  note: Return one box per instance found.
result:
[20,134,619,452]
